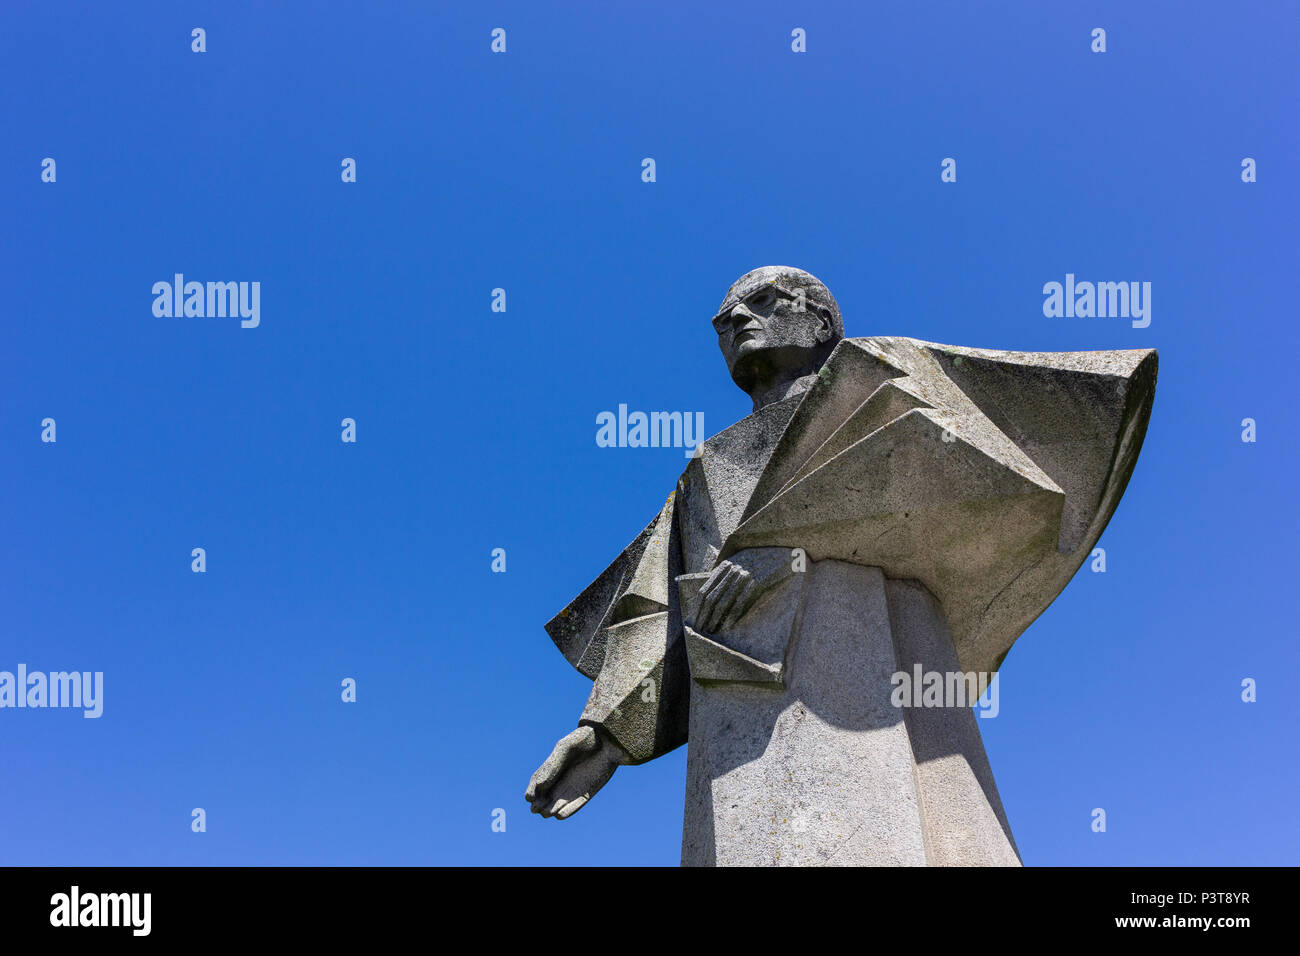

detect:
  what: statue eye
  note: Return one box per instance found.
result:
[747,289,775,309]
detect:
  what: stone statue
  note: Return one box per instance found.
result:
[526,266,1157,865]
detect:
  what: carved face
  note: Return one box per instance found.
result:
[713,274,835,390]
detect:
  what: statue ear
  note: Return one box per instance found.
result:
[814,306,833,342]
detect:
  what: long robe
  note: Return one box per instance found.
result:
[544,335,1157,864]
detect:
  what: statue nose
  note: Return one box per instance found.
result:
[730,304,762,330]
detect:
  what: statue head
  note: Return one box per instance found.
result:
[712,266,843,405]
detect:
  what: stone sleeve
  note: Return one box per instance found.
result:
[576,494,690,764]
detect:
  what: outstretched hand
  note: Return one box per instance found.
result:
[525,725,629,820]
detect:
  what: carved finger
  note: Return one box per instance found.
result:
[694,568,725,629]
[707,570,748,631]
[697,561,732,605]
[525,734,578,803]
[701,566,743,632]
[724,577,761,628]
[525,765,555,805]
[555,795,589,819]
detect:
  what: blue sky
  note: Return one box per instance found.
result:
[2,0,1296,865]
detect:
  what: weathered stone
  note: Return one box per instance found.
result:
[526,266,1156,867]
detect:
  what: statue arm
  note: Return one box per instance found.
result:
[575,490,689,764]
[528,494,690,819]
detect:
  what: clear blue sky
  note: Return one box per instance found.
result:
[2,0,1296,866]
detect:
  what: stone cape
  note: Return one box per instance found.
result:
[544,335,1157,865]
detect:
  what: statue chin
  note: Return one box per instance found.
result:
[727,353,768,393]
[729,343,831,398]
